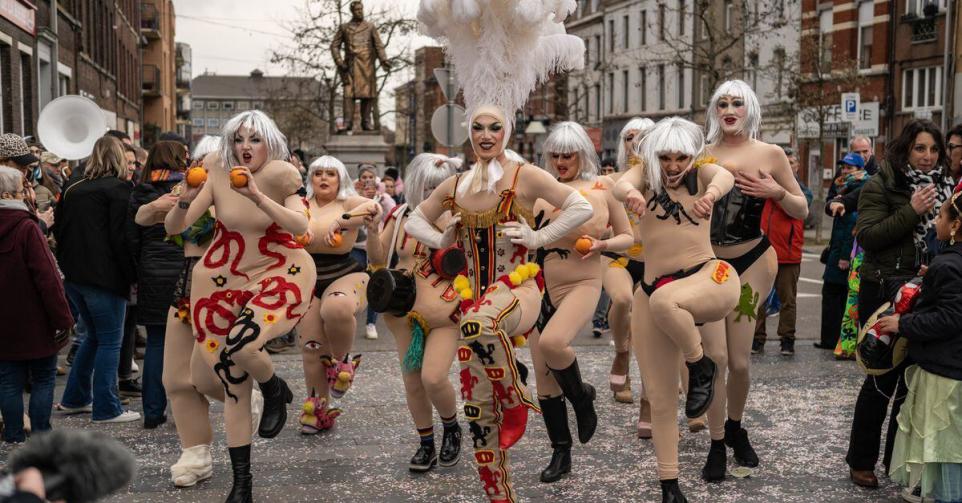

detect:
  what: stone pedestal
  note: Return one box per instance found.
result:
[324,132,391,174]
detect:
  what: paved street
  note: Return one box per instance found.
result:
[1,248,909,502]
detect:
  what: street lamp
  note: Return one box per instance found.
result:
[525,118,548,165]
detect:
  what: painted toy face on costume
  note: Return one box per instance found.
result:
[311,168,340,200]
[471,115,506,162]
[909,132,940,172]
[659,152,693,188]
[624,129,641,155]
[233,126,268,171]
[716,95,747,137]
[549,151,580,182]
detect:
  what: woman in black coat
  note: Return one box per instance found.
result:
[127,141,190,428]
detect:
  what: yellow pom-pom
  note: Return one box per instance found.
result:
[453,275,470,291]
[460,288,473,300]
[511,335,527,347]
[515,265,530,281]
[508,271,522,286]
[337,371,351,384]
[525,263,540,276]
[303,401,315,415]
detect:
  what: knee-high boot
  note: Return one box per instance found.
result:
[549,358,597,444]
[257,374,293,438]
[539,396,572,483]
[225,445,252,503]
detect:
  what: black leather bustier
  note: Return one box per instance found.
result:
[710,186,765,246]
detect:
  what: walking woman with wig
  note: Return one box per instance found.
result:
[698,80,808,482]
[296,155,380,434]
[366,152,465,473]
[531,121,633,484]
[613,117,739,502]
[165,110,316,502]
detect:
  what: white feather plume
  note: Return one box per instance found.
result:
[418,0,584,118]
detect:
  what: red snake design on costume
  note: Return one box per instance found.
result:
[192,289,254,342]
[258,223,304,271]
[251,276,305,319]
[205,221,250,280]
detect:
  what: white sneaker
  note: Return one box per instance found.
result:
[900,486,935,503]
[93,410,141,424]
[251,388,264,432]
[171,444,213,487]
[365,323,378,340]
[131,360,139,373]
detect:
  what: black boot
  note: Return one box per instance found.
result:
[257,374,293,438]
[539,396,572,483]
[549,359,597,444]
[701,439,727,482]
[438,424,462,467]
[409,443,438,472]
[660,479,688,503]
[225,445,252,503]
[725,419,759,467]
[516,359,529,386]
[684,355,716,418]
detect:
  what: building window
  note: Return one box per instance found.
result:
[774,48,786,97]
[624,15,630,48]
[59,74,69,96]
[858,1,874,69]
[907,0,945,15]
[581,85,588,122]
[724,0,734,31]
[819,9,833,67]
[641,10,647,45]
[192,118,204,127]
[253,102,263,110]
[207,118,220,128]
[608,72,614,113]
[238,101,250,111]
[623,69,629,113]
[902,67,942,110]
[207,101,220,110]
[659,4,666,40]
[677,64,685,109]
[609,19,615,52]
[586,37,592,67]
[658,64,665,110]
[223,101,234,111]
[640,66,647,112]
[594,83,601,120]
[747,52,759,90]
[678,0,686,35]
[595,35,601,62]
[193,101,204,110]
[701,74,711,106]
[20,52,32,136]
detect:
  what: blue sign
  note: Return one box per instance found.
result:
[845,99,857,113]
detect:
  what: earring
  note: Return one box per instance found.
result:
[952,230,957,246]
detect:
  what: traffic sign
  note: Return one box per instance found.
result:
[431,104,468,147]
[841,92,859,122]
[433,67,459,102]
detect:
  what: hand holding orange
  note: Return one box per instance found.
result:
[575,236,593,255]
[230,167,249,188]
[186,167,207,187]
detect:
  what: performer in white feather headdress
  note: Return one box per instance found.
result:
[406,1,591,500]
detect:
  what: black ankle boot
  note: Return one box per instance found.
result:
[226,445,252,503]
[409,443,437,472]
[257,374,293,438]
[660,479,688,503]
[549,359,597,444]
[702,439,727,482]
[539,396,572,483]
[439,424,462,467]
[684,355,716,418]
[725,419,759,467]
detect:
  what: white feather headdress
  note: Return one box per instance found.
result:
[418,0,584,195]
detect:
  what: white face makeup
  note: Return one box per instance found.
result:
[658,152,693,187]
[470,115,506,161]
[233,126,268,170]
[715,95,747,137]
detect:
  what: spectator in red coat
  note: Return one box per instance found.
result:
[0,166,74,443]
[753,148,814,356]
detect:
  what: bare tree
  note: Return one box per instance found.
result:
[271,0,418,135]
[784,34,866,244]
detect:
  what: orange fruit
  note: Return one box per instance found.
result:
[186,167,207,187]
[230,168,248,188]
[295,233,312,246]
[575,236,593,255]
[330,231,343,247]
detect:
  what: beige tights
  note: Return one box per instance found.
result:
[385,315,459,430]
[702,247,776,440]
[163,307,219,448]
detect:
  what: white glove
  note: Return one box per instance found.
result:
[403,206,460,249]
[504,190,592,249]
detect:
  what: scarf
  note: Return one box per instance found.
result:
[149,169,185,183]
[905,165,954,255]
[458,158,505,197]
[834,169,867,194]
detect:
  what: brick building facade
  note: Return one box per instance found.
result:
[141,0,175,145]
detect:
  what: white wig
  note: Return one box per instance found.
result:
[705,79,761,144]
[219,110,289,169]
[404,153,462,208]
[642,117,705,195]
[192,135,221,161]
[504,149,526,163]
[617,118,655,170]
[306,155,358,200]
[542,121,599,181]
